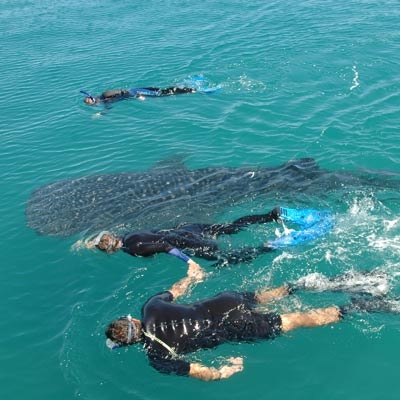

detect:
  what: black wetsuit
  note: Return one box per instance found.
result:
[99,87,195,103]
[120,209,279,264]
[141,291,282,376]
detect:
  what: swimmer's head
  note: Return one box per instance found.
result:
[105,315,141,349]
[84,96,97,105]
[80,90,97,105]
[93,231,121,254]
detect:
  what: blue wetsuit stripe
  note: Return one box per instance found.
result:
[168,248,190,262]
[128,88,160,97]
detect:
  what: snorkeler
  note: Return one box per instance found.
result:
[87,207,333,267]
[81,86,196,105]
[104,262,395,380]
[80,76,221,111]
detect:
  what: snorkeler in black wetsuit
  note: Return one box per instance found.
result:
[81,86,196,105]
[104,262,397,381]
[88,208,281,266]
[140,290,282,375]
[89,207,333,266]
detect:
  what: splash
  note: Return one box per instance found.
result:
[367,235,400,252]
[181,74,222,94]
[294,269,390,297]
[350,65,360,91]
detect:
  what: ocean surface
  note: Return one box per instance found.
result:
[2,0,400,399]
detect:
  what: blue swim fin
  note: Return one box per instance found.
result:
[279,207,332,228]
[268,207,333,248]
[198,86,222,94]
[183,75,222,94]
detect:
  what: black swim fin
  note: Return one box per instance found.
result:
[341,296,400,315]
[292,269,389,297]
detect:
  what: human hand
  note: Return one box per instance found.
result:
[83,238,97,249]
[70,239,84,252]
[219,357,244,379]
[71,238,94,251]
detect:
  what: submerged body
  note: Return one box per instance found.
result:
[105,262,396,380]
[81,76,221,106]
[26,158,400,237]
[82,87,196,105]
[91,207,333,266]
[91,208,280,264]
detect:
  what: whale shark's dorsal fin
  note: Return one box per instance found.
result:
[151,155,188,171]
[284,158,319,171]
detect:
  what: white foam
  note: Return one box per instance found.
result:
[350,65,360,91]
[368,235,400,251]
[295,270,389,297]
[383,218,400,231]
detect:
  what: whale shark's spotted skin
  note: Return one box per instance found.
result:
[25,158,400,237]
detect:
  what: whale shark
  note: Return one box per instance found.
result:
[25,158,400,237]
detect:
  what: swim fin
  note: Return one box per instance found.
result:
[341,295,400,315]
[279,207,332,228]
[183,75,222,94]
[269,219,333,248]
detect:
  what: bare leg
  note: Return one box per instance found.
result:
[255,285,291,304]
[280,306,341,332]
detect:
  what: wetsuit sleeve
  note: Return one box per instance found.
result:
[168,247,191,262]
[122,234,176,257]
[148,356,191,376]
[138,241,175,255]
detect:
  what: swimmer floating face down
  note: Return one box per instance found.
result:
[83,96,97,105]
[80,90,98,105]
[93,231,122,254]
[106,315,142,349]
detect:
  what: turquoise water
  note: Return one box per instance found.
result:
[2,0,400,399]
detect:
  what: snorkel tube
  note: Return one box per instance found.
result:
[80,90,96,104]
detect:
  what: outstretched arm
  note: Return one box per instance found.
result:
[189,357,243,381]
[255,284,292,304]
[149,356,243,380]
[280,307,341,332]
[168,260,206,299]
